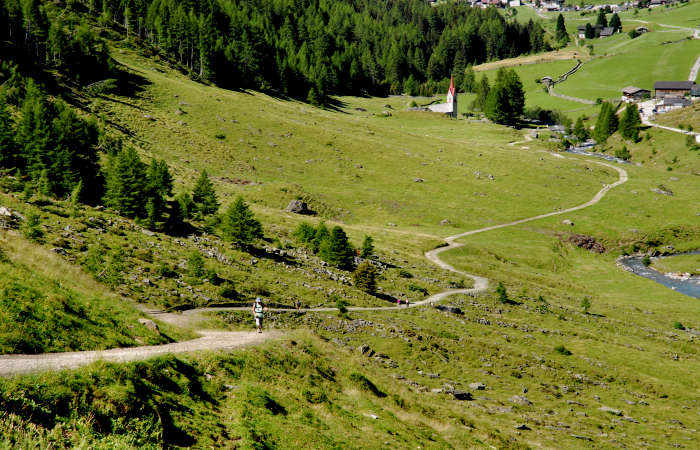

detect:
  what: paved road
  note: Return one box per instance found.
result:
[0,153,629,377]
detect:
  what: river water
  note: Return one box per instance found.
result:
[619,252,700,299]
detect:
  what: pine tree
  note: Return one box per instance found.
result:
[596,10,607,28]
[0,100,17,169]
[619,105,641,141]
[471,74,490,111]
[103,147,148,217]
[191,170,219,219]
[312,222,330,253]
[593,102,618,142]
[609,13,621,32]
[361,235,374,259]
[145,159,173,228]
[584,23,595,39]
[353,261,377,293]
[319,226,355,270]
[221,196,263,245]
[462,66,476,93]
[555,14,569,46]
[573,116,589,141]
[485,69,524,125]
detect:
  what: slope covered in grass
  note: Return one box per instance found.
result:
[0,232,171,354]
[94,47,614,237]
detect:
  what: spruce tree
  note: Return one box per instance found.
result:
[312,222,330,253]
[585,23,595,39]
[609,13,621,32]
[320,226,355,270]
[353,261,377,293]
[191,170,219,219]
[462,66,476,93]
[471,75,490,111]
[361,235,374,258]
[0,100,17,169]
[555,14,569,46]
[593,103,618,142]
[103,147,148,217]
[573,116,589,141]
[596,10,608,28]
[221,196,263,245]
[619,105,641,141]
[145,159,173,228]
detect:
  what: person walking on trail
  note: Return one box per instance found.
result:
[253,297,268,333]
[396,298,401,307]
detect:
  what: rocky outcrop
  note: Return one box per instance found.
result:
[285,200,315,215]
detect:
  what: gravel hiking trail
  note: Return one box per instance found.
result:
[0,155,628,377]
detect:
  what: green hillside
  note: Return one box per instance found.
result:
[1,0,699,448]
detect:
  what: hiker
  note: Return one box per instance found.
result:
[396,298,401,307]
[295,299,302,310]
[252,297,268,333]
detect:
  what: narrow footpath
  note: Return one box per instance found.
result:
[0,157,629,377]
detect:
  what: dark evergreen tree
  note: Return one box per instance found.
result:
[573,116,589,141]
[593,102,618,142]
[596,10,608,28]
[145,159,173,229]
[472,74,490,111]
[0,100,17,169]
[462,66,476,93]
[319,226,355,270]
[585,23,595,39]
[361,235,374,259]
[312,222,330,254]
[221,196,263,245]
[484,69,524,125]
[555,14,569,46]
[609,13,621,32]
[619,105,641,141]
[103,147,148,217]
[353,261,377,293]
[191,170,219,218]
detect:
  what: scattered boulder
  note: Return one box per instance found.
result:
[452,390,473,401]
[510,395,532,406]
[285,200,315,215]
[414,178,424,183]
[357,344,375,357]
[598,406,622,416]
[652,186,673,196]
[562,219,574,226]
[0,206,25,228]
[138,318,160,333]
[514,424,531,430]
[434,305,463,315]
[469,382,486,391]
[440,219,451,226]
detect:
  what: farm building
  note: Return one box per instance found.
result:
[654,81,696,99]
[599,27,615,38]
[621,86,650,102]
[657,96,691,113]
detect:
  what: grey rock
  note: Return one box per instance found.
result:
[510,395,532,406]
[598,406,622,416]
[621,416,639,423]
[452,390,473,401]
[138,318,159,332]
[469,382,486,391]
[142,229,155,236]
[515,424,531,430]
[435,305,463,315]
[651,187,673,196]
[427,373,440,379]
[562,219,574,226]
[285,200,315,215]
[440,219,451,226]
[570,434,593,441]
[414,178,424,183]
[51,247,67,255]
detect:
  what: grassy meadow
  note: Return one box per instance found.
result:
[2,3,700,447]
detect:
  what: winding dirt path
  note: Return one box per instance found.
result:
[0,155,629,377]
